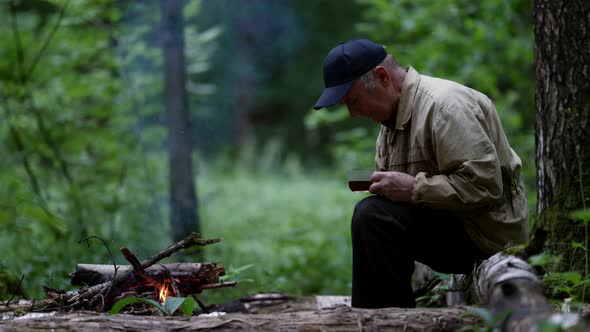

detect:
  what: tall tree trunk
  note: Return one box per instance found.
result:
[534,0,590,278]
[161,0,200,241]
[234,17,254,150]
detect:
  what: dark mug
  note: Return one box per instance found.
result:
[347,170,373,192]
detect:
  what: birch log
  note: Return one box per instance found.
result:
[468,253,586,331]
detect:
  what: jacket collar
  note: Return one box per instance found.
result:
[393,66,420,131]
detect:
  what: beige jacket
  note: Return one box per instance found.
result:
[375,67,528,254]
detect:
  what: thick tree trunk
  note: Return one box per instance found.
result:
[162,0,200,242]
[534,0,590,276]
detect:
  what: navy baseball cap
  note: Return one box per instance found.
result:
[313,39,387,110]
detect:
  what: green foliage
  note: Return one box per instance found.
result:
[529,253,563,269]
[535,320,567,332]
[0,0,542,315]
[109,296,197,316]
[196,155,359,304]
[570,209,590,223]
[569,208,590,284]
[529,249,590,303]
[528,253,580,300]
[414,272,450,307]
[0,0,139,298]
[533,207,590,303]
[501,244,526,256]
[543,272,581,300]
[0,0,217,299]
[532,144,590,304]
[64,146,361,306]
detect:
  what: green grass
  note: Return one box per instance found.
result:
[197,169,362,305]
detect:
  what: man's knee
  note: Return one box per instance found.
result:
[352,195,410,232]
[352,196,382,224]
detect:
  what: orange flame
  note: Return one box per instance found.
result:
[158,280,169,303]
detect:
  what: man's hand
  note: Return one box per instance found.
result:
[369,171,415,202]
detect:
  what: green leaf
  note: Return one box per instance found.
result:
[469,307,495,325]
[528,253,562,267]
[467,308,511,331]
[221,264,255,282]
[571,241,586,250]
[433,272,450,281]
[163,296,187,315]
[144,296,197,316]
[570,209,590,223]
[555,272,582,285]
[179,297,198,316]
[108,297,166,315]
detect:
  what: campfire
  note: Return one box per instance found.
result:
[2,233,236,315]
[158,280,170,303]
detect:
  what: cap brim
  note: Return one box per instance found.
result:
[313,81,354,110]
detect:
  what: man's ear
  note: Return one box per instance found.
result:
[373,66,391,86]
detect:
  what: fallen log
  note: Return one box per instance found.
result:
[69,263,216,287]
[0,301,479,332]
[0,299,56,314]
[463,252,587,330]
[68,262,230,300]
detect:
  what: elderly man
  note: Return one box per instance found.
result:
[314,39,528,308]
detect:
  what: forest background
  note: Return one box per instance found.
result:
[0,0,534,304]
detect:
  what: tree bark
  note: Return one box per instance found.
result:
[161,0,200,242]
[533,0,590,276]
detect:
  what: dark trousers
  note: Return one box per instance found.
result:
[351,195,489,308]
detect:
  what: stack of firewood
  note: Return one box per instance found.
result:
[1,232,235,314]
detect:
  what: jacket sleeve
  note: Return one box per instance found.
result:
[411,103,503,210]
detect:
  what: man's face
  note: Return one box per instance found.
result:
[339,78,392,123]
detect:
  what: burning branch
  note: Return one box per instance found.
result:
[160,264,181,298]
[120,247,164,290]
